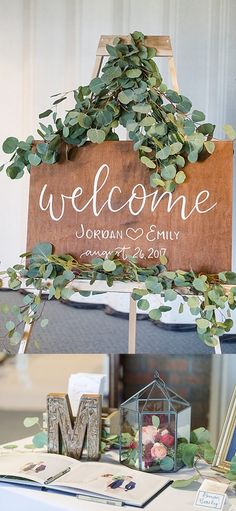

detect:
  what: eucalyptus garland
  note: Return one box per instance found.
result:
[0,242,236,351]
[2,30,231,192]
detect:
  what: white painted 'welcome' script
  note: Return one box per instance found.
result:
[39,164,217,222]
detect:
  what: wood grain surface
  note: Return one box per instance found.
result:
[27,140,233,273]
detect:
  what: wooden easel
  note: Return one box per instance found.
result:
[17,35,223,355]
[92,35,179,91]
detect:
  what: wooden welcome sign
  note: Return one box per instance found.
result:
[27,141,233,273]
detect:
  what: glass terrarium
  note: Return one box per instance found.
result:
[120,372,191,473]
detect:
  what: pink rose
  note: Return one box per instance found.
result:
[141,426,158,446]
[161,433,175,447]
[150,442,167,460]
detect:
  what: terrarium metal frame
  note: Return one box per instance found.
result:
[119,372,191,473]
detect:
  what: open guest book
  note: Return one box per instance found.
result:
[0,453,172,507]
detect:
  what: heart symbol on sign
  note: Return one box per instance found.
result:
[126,227,144,240]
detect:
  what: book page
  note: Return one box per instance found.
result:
[56,461,170,506]
[0,453,78,485]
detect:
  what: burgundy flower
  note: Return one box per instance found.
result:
[161,433,175,447]
[129,440,137,449]
[143,415,153,426]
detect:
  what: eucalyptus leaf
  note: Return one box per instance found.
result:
[149,308,162,321]
[160,456,174,471]
[183,119,195,136]
[175,171,186,184]
[161,164,176,180]
[137,298,149,311]
[32,431,48,448]
[118,90,134,105]
[132,103,151,114]
[141,156,156,169]
[204,141,215,154]
[172,474,200,488]
[39,109,52,119]
[87,128,106,144]
[169,142,182,155]
[2,137,18,154]
[191,110,205,122]
[77,113,92,128]
[164,289,177,301]
[152,415,160,427]
[32,243,52,258]
[103,260,116,272]
[188,150,198,163]
[24,417,39,428]
[193,278,208,292]
[156,146,171,160]
[89,77,104,95]
[223,124,236,140]
[140,116,156,127]
[126,69,142,78]
[28,153,42,166]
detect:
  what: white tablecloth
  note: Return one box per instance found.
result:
[0,437,235,510]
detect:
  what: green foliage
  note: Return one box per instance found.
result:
[1,243,236,351]
[22,415,48,449]
[3,31,230,192]
[181,443,198,467]
[3,444,18,450]
[226,455,236,481]
[172,474,200,488]
[172,428,215,489]
[160,456,174,471]
[152,415,160,428]
[2,137,19,154]
[32,432,48,448]
[223,124,236,140]
[24,417,39,428]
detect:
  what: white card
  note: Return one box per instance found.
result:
[68,373,106,416]
[195,480,229,510]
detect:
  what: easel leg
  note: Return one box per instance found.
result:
[18,322,34,354]
[128,295,137,354]
[18,289,41,354]
[214,337,222,354]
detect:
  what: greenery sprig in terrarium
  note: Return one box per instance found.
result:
[1,242,236,351]
[2,31,235,189]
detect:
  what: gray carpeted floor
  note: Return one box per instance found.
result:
[0,290,236,354]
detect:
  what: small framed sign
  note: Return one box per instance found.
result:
[195,491,226,509]
[194,480,229,510]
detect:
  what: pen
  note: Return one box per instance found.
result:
[44,466,71,485]
[77,495,123,507]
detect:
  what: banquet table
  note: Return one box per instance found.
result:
[0,437,236,511]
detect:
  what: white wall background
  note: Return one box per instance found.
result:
[0,0,235,270]
[0,354,108,410]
